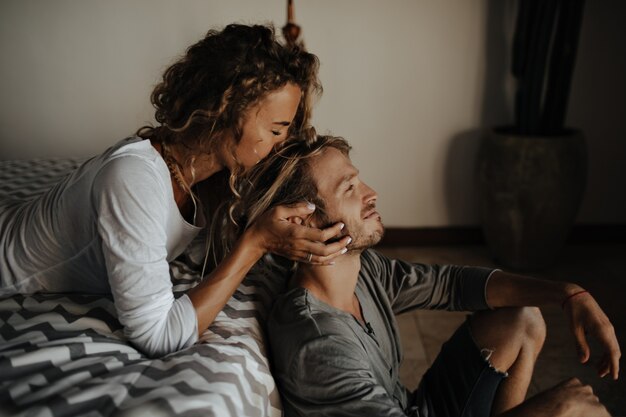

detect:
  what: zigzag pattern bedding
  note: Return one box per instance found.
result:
[0,158,284,416]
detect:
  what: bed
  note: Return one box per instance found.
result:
[0,157,285,416]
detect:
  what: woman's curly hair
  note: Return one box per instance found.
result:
[138,24,321,269]
[137,23,321,156]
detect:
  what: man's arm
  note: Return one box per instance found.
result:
[362,249,494,313]
[485,270,583,308]
[486,270,621,380]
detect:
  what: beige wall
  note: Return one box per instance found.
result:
[1,0,624,226]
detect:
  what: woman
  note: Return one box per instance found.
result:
[0,24,350,357]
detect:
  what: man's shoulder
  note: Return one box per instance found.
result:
[269,287,354,337]
[359,248,392,279]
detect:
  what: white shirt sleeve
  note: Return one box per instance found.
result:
[93,156,198,357]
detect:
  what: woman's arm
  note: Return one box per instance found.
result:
[189,202,351,335]
[95,157,198,357]
[187,230,263,334]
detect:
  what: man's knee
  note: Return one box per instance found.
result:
[470,307,546,375]
[514,307,546,346]
[472,307,546,351]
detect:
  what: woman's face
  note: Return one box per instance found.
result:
[231,83,302,169]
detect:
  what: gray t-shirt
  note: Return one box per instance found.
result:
[267,249,495,417]
[0,137,202,356]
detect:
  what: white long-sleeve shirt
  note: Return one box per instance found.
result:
[0,137,202,356]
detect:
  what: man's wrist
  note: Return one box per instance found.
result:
[563,282,586,297]
[561,290,589,309]
[559,282,587,306]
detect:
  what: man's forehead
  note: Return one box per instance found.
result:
[309,147,357,191]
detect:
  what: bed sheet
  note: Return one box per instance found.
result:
[0,157,284,417]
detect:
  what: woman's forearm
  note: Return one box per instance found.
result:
[187,230,264,335]
[486,270,585,308]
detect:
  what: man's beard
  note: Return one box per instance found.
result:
[315,202,384,250]
[349,230,384,251]
[345,202,384,251]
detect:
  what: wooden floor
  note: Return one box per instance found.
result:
[378,244,626,416]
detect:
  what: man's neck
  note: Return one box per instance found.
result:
[295,250,362,314]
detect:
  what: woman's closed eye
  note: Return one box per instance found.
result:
[271,130,282,136]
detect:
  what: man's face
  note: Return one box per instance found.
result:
[309,147,384,250]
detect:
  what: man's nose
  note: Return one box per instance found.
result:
[361,182,378,203]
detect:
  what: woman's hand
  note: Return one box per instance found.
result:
[245,202,351,265]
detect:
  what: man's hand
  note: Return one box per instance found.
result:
[486,271,621,380]
[500,378,610,417]
[563,291,621,380]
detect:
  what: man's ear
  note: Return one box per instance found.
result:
[287,214,319,228]
[286,216,305,226]
[304,214,320,229]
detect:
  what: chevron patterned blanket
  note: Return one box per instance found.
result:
[0,158,284,416]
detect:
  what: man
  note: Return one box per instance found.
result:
[234,132,620,417]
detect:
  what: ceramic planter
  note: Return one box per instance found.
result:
[476,128,587,270]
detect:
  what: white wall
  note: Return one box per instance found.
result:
[1,0,624,227]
